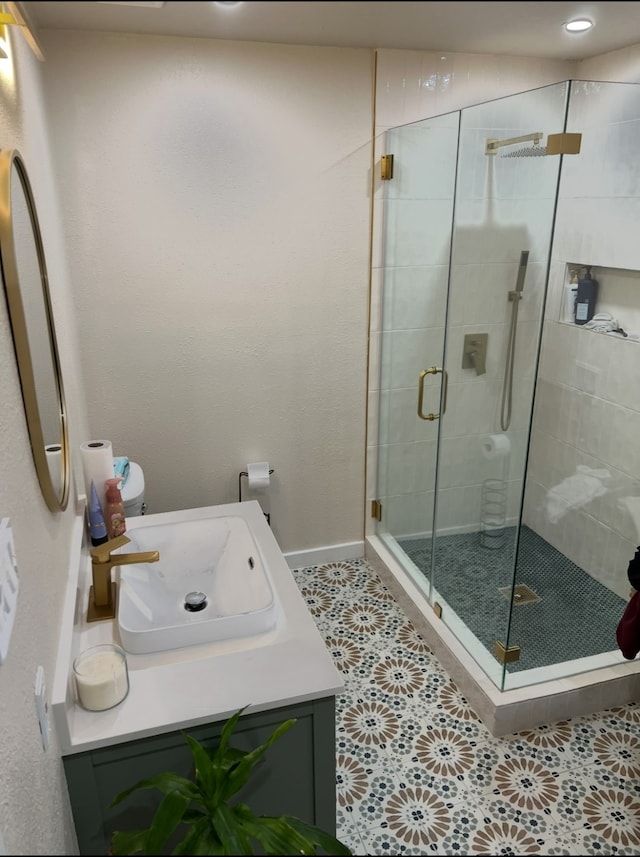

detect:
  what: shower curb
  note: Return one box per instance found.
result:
[365,535,640,736]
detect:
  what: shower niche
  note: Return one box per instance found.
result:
[367,78,640,734]
[558,262,640,339]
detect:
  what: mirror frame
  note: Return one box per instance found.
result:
[0,148,69,511]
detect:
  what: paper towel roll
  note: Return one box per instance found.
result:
[80,440,114,516]
[247,461,271,493]
[45,444,62,498]
[482,434,511,460]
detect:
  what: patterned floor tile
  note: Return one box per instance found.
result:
[291,556,640,856]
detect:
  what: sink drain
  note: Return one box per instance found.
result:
[184,591,208,612]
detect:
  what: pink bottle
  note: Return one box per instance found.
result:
[105,477,126,540]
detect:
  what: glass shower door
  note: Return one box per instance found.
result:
[375,112,460,590]
[429,82,569,686]
[377,82,570,688]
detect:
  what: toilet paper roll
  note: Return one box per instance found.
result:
[247,461,271,493]
[80,440,114,517]
[45,444,62,498]
[482,434,511,460]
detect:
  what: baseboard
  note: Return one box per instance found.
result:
[284,541,364,570]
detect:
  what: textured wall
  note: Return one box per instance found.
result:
[0,29,88,857]
[40,31,373,554]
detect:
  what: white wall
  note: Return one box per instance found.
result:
[40,30,373,554]
[0,29,88,857]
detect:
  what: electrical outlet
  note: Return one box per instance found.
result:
[34,665,50,751]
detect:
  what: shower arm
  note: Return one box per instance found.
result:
[485,132,543,155]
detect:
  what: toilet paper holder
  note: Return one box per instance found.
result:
[238,468,274,525]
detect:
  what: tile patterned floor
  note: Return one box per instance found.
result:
[291,557,640,856]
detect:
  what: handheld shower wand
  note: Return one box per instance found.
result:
[514,250,529,293]
[501,250,529,431]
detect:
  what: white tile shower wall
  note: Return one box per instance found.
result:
[526,327,640,599]
[577,43,640,85]
[524,78,640,598]
[375,50,575,131]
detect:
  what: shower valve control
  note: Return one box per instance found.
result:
[462,333,488,376]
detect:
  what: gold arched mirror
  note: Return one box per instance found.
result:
[0,149,69,511]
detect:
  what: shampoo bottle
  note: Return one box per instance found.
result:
[575,266,599,325]
[105,477,126,539]
[564,270,578,323]
[88,481,108,547]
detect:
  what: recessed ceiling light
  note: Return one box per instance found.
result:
[564,18,594,33]
[214,1,243,7]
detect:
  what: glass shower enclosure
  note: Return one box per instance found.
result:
[375,80,637,692]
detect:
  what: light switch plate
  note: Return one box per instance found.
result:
[0,518,19,664]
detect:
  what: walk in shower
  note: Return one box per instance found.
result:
[368,80,640,714]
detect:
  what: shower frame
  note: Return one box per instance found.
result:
[365,79,640,736]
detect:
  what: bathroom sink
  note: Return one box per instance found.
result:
[116,514,277,654]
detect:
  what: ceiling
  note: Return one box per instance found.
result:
[23,1,640,62]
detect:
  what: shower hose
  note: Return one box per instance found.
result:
[500,289,521,432]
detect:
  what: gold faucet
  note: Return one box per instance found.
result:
[87,534,160,623]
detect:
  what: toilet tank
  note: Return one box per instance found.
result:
[121,462,145,517]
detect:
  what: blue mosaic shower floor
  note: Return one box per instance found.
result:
[397,526,626,672]
[292,558,640,856]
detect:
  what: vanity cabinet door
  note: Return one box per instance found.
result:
[63,697,336,855]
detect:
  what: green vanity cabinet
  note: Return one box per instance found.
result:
[63,696,336,855]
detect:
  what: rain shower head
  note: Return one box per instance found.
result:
[500,142,547,158]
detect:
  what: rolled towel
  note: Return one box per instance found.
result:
[113,456,130,485]
[584,312,627,336]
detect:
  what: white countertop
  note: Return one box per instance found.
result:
[52,501,344,755]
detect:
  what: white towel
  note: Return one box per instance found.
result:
[545,465,610,524]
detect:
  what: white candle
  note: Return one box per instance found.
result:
[74,644,129,711]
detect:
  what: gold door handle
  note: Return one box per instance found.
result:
[417,367,448,421]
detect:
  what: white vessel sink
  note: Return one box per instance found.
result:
[117,514,277,654]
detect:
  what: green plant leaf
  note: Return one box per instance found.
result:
[145,790,190,855]
[284,815,353,855]
[211,803,255,855]
[111,772,199,808]
[221,718,297,802]
[235,814,319,855]
[184,732,217,801]
[213,707,248,761]
[181,807,208,824]
[110,828,149,856]
[171,816,222,855]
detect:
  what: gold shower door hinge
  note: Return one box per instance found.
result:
[494,641,521,664]
[381,154,394,180]
[371,499,382,521]
[546,132,582,155]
